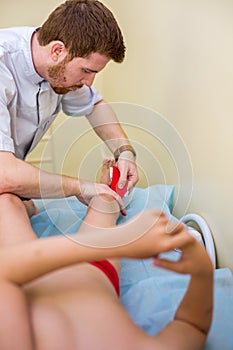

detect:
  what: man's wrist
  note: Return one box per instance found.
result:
[114,145,136,161]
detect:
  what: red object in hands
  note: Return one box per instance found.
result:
[110,166,128,198]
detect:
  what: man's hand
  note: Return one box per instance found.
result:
[117,151,138,192]
[77,180,126,216]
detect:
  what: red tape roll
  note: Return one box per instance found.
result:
[110,166,128,198]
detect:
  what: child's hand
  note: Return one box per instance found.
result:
[153,234,213,277]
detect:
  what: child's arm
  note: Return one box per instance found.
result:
[0,209,192,285]
[151,237,214,350]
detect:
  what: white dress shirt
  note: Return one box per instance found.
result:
[0,27,103,159]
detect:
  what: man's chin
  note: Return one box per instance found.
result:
[52,87,71,94]
[52,85,84,95]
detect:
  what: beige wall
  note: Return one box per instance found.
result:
[1,0,60,27]
[1,1,233,270]
[102,0,233,270]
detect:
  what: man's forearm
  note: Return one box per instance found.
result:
[87,100,132,153]
[0,152,80,199]
[87,100,138,189]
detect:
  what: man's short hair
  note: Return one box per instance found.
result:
[38,0,125,63]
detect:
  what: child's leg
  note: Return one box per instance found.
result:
[0,193,38,247]
[0,193,37,349]
[78,160,121,272]
[79,159,120,230]
[0,279,34,350]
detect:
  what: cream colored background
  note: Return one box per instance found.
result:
[1,0,233,270]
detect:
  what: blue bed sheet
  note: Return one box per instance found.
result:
[120,257,233,350]
[31,187,233,349]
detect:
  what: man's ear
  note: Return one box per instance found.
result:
[50,41,67,62]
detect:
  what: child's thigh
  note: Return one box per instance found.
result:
[0,279,33,350]
[0,193,37,246]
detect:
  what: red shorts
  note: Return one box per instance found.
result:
[89,260,120,297]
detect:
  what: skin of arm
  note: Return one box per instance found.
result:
[150,239,214,350]
[0,151,126,213]
[0,207,192,285]
[87,100,138,189]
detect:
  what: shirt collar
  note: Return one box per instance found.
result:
[23,27,45,85]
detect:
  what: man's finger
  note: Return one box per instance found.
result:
[118,170,128,190]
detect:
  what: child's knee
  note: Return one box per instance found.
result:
[0,193,22,208]
[90,194,120,215]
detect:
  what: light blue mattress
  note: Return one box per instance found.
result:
[31,185,233,350]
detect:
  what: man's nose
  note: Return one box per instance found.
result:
[81,73,96,87]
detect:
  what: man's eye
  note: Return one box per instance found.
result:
[82,69,91,74]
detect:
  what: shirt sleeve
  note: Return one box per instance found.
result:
[0,61,15,153]
[61,85,103,117]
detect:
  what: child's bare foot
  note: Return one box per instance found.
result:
[23,199,39,218]
[100,159,116,185]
